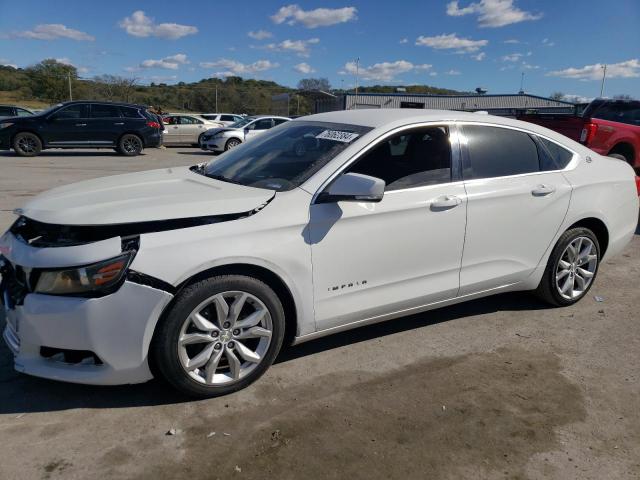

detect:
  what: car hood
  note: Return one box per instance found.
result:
[18,166,275,226]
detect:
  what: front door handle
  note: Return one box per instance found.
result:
[430,195,462,211]
[114,122,124,126]
[532,184,556,197]
[75,123,87,127]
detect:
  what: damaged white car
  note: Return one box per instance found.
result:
[1,109,638,398]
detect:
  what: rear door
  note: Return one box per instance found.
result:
[162,115,181,143]
[180,115,207,143]
[43,103,90,145]
[458,123,573,295]
[86,103,124,145]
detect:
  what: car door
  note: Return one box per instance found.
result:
[86,103,124,145]
[244,118,273,142]
[162,115,181,143]
[43,103,90,145]
[309,124,467,330]
[458,123,573,295]
[180,116,207,144]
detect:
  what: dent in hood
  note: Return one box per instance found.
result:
[18,166,275,226]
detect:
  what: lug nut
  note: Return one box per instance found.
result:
[223,322,231,329]
[227,341,235,349]
[233,329,240,336]
[212,331,219,338]
[214,343,222,350]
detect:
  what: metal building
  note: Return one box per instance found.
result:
[315,92,576,116]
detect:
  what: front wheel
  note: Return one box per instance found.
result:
[118,134,143,156]
[151,275,285,398]
[225,138,241,151]
[535,227,600,306]
[13,132,42,157]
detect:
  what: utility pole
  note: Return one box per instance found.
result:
[215,85,218,112]
[519,72,525,93]
[354,57,360,108]
[600,64,607,98]
[297,94,300,115]
[68,72,73,101]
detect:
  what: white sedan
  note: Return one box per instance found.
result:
[200,115,290,152]
[1,109,638,397]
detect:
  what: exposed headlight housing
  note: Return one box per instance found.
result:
[34,252,134,296]
[0,122,14,129]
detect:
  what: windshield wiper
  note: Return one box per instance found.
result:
[205,173,244,185]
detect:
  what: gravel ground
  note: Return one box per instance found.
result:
[0,148,638,480]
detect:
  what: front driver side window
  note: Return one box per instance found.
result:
[347,126,453,191]
[51,104,88,120]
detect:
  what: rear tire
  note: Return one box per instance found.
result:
[118,134,143,156]
[225,138,241,151]
[608,153,628,162]
[535,227,600,306]
[151,274,285,398]
[13,132,42,157]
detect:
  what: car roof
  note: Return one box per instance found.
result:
[58,100,147,109]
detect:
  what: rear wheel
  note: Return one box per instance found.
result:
[535,227,600,306]
[608,153,628,162]
[118,134,143,156]
[151,275,285,398]
[225,138,241,151]
[13,132,42,157]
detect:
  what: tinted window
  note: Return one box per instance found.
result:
[273,118,289,125]
[592,102,640,126]
[90,104,121,118]
[538,137,574,170]
[220,115,235,122]
[120,107,142,118]
[253,119,273,130]
[181,116,202,125]
[0,106,13,116]
[348,126,452,191]
[15,108,33,117]
[463,125,539,180]
[51,104,88,119]
[163,116,178,125]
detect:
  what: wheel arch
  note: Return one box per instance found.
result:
[566,217,609,257]
[608,142,636,166]
[117,131,145,147]
[11,129,45,148]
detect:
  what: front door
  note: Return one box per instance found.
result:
[458,123,573,294]
[309,125,467,330]
[179,116,207,144]
[245,118,273,142]
[43,104,90,145]
[162,115,181,143]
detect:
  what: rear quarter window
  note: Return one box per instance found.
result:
[538,137,574,170]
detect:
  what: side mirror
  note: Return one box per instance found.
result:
[316,173,385,204]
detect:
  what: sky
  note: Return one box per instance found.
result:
[0,0,639,100]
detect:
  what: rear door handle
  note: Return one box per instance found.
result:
[114,122,124,126]
[430,195,462,211]
[75,123,87,127]
[532,184,556,197]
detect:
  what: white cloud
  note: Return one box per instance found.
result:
[341,60,431,82]
[259,38,319,57]
[548,59,640,80]
[119,11,198,39]
[503,38,520,44]
[562,94,594,104]
[399,38,408,44]
[415,33,488,53]
[429,72,438,77]
[542,38,555,47]
[294,62,315,74]
[521,61,539,70]
[502,53,523,62]
[446,0,542,28]
[130,54,189,70]
[0,58,18,68]
[199,58,279,77]
[55,57,89,74]
[472,52,486,61]
[271,4,357,28]
[12,24,94,41]
[445,69,462,75]
[248,30,273,40]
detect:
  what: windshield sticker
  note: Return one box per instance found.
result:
[315,130,360,143]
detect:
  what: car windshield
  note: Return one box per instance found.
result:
[229,117,254,129]
[202,121,372,191]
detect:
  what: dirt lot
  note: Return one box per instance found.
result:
[0,148,639,480]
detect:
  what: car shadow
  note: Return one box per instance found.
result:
[0,291,550,414]
[0,151,129,158]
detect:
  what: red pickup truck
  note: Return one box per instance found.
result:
[518,99,640,171]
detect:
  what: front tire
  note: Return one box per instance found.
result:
[535,227,600,306]
[225,138,241,151]
[118,134,143,156]
[13,132,42,157]
[151,275,285,398]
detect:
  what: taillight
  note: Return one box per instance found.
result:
[635,176,640,196]
[579,122,598,144]
[147,121,161,129]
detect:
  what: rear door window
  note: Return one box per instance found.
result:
[90,104,121,118]
[254,119,273,130]
[592,102,640,126]
[462,125,540,180]
[120,107,142,119]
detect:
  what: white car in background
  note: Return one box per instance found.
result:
[200,115,290,152]
[200,113,244,126]
[162,114,223,146]
[1,109,638,398]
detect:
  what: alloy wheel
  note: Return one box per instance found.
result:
[177,291,273,385]
[17,136,37,153]
[123,136,142,154]
[555,236,598,300]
